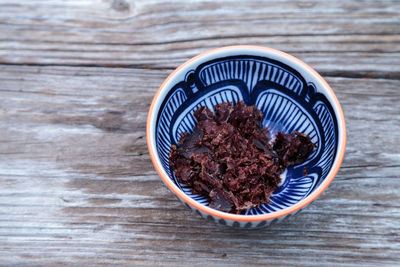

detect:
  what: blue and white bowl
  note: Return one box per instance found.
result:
[147,46,346,228]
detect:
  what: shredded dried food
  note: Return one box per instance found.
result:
[169,101,316,214]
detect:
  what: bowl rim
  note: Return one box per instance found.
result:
[147,45,346,222]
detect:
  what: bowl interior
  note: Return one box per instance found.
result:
[152,49,341,216]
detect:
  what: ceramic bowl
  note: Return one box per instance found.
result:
[147,45,346,228]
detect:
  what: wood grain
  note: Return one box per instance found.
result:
[0,0,399,266]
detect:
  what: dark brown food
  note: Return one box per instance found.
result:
[169,101,316,214]
[273,131,316,167]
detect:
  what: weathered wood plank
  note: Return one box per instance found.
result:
[0,65,399,169]
[0,0,399,266]
[0,0,399,79]
[0,65,399,265]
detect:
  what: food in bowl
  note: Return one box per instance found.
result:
[147,45,346,227]
[169,100,316,214]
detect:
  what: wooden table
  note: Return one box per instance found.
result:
[1,0,399,265]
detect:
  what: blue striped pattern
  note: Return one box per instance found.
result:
[199,59,303,95]
[155,55,338,224]
[180,184,210,206]
[310,102,337,191]
[248,174,318,215]
[256,89,320,161]
[156,88,187,185]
